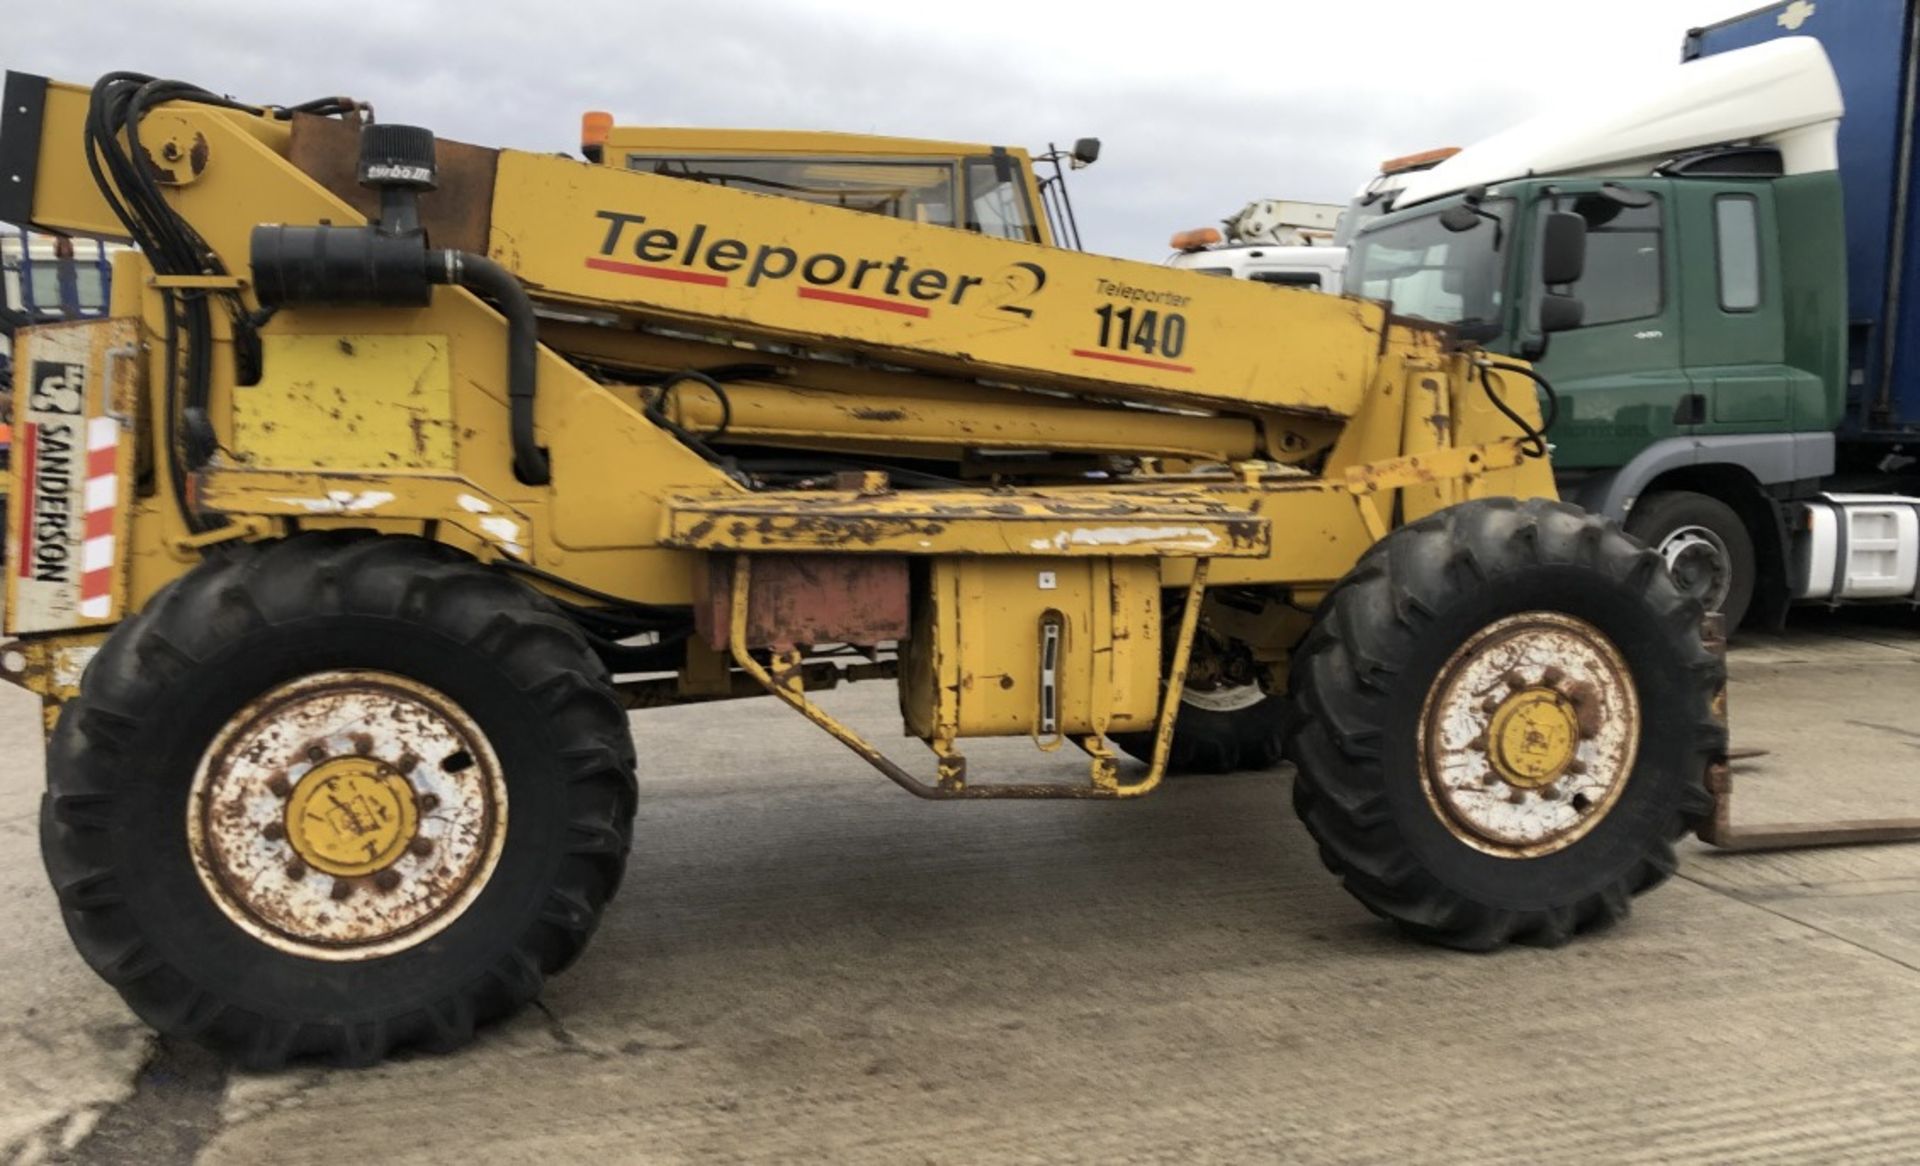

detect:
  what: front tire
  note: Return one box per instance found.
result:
[42,533,637,1066]
[1625,490,1755,628]
[1286,498,1721,950]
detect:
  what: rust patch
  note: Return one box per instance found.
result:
[289,114,498,252]
[700,554,911,651]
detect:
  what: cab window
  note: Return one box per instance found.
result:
[1561,197,1662,327]
[629,155,957,227]
[963,157,1041,243]
[1714,194,1761,311]
[1251,271,1324,289]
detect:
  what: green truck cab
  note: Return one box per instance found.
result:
[1350,29,1919,626]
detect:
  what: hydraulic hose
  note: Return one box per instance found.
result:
[1471,355,1561,459]
[427,250,550,485]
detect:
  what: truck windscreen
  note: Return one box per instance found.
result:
[1349,202,1511,335]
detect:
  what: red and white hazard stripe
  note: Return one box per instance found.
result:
[79,417,119,620]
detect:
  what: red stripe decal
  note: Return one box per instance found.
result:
[85,507,115,541]
[14,423,35,579]
[797,287,931,317]
[584,257,729,287]
[88,445,117,478]
[1069,348,1195,374]
[81,567,113,598]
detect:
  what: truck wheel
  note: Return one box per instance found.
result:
[1625,490,1755,628]
[1285,497,1720,950]
[41,532,636,1066]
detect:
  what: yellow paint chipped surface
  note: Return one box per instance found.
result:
[233,335,454,471]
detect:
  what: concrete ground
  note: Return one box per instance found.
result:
[2,611,1917,1165]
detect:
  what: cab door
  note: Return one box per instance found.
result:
[1672,183,1794,433]
[1526,182,1690,471]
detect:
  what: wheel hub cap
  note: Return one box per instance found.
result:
[1486,688,1579,788]
[187,671,507,961]
[1657,526,1731,613]
[1417,612,1640,858]
[283,756,420,878]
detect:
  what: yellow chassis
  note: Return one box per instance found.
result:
[1,75,1556,794]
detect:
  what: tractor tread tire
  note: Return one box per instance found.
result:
[1285,497,1721,951]
[42,532,637,1067]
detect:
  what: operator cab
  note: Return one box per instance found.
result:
[580,119,1098,249]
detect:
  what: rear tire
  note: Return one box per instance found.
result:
[42,532,636,1066]
[1625,490,1755,628]
[1285,498,1721,950]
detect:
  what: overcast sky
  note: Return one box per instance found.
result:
[15,0,1753,259]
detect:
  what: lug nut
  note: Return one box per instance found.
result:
[409,837,435,857]
[330,879,354,901]
[373,870,401,892]
[286,860,307,881]
[262,822,286,841]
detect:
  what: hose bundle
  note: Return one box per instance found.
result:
[82,74,362,533]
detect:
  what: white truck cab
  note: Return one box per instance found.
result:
[1166,241,1346,292]
[1164,199,1347,290]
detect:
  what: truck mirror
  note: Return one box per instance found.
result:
[1439,205,1481,233]
[1539,292,1584,334]
[1072,137,1101,166]
[1540,210,1587,285]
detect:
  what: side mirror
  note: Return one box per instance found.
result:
[1539,292,1584,334]
[1072,137,1101,166]
[1439,205,1481,233]
[1540,210,1587,285]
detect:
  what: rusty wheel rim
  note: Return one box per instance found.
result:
[186,670,508,961]
[1415,612,1640,858]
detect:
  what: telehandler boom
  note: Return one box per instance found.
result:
[0,72,1723,1066]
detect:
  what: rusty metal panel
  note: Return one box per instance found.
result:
[899,557,1159,741]
[289,114,498,254]
[699,554,909,650]
[664,487,1268,558]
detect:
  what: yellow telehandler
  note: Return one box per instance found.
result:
[0,71,1722,1066]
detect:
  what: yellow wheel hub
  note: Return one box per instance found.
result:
[283,756,420,878]
[1486,687,1579,788]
